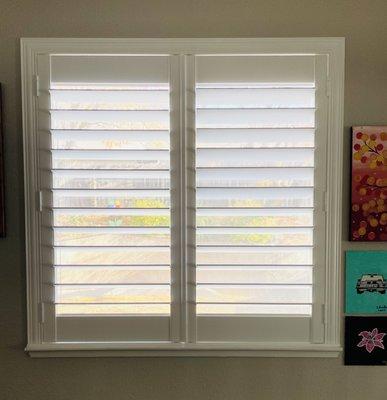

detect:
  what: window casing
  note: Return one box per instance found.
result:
[21,38,344,357]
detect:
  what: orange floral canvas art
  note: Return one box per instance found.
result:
[351,126,387,241]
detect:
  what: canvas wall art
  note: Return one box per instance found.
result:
[346,251,387,314]
[351,126,387,241]
[345,316,387,365]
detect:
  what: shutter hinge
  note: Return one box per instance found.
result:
[326,78,331,97]
[37,190,43,212]
[38,302,45,324]
[34,75,40,97]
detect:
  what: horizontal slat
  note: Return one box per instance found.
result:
[196,208,313,227]
[196,109,314,128]
[54,247,170,265]
[53,189,170,208]
[53,208,170,228]
[196,187,313,208]
[196,128,314,148]
[52,170,170,189]
[196,88,315,108]
[55,266,170,284]
[51,90,169,110]
[196,285,312,304]
[196,227,313,246]
[56,304,170,315]
[51,149,169,169]
[197,168,313,187]
[196,266,312,284]
[51,55,170,84]
[54,284,170,304]
[196,56,315,83]
[50,110,169,130]
[196,246,312,265]
[51,130,170,150]
[196,148,313,167]
[52,264,171,267]
[196,304,312,315]
[54,227,170,246]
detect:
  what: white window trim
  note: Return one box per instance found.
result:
[21,37,344,357]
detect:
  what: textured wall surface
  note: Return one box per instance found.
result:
[1,1,387,399]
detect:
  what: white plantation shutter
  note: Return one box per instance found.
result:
[37,54,179,341]
[23,39,343,354]
[194,55,327,342]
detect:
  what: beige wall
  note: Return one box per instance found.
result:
[1,1,387,399]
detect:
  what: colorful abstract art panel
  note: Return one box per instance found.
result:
[351,126,387,241]
[346,251,387,314]
[345,316,387,365]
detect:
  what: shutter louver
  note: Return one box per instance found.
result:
[195,56,315,318]
[48,56,172,319]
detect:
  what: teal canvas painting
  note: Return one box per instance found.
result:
[346,251,387,314]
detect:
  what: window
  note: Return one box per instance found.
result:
[22,38,344,356]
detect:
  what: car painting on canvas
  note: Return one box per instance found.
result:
[346,251,387,314]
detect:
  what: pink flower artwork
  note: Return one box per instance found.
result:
[357,328,386,353]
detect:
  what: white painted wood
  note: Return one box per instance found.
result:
[310,54,329,344]
[26,341,342,358]
[184,55,197,343]
[169,55,183,343]
[21,37,344,356]
[57,316,170,341]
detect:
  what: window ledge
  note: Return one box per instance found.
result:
[26,342,342,358]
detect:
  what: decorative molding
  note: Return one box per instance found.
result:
[26,342,342,358]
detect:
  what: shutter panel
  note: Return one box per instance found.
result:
[40,55,173,341]
[195,55,319,342]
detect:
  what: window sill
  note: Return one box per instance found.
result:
[26,342,342,358]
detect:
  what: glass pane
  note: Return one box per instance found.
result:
[51,110,169,130]
[197,168,313,187]
[51,130,170,150]
[55,266,170,284]
[52,149,169,169]
[197,304,311,315]
[196,266,313,284]
[197,148,313,168]
[56,304,170,315]
[53,170,170,189]
[54,247,170,265]
[197,109,314,129]
[197,129,314,148]
[53,209,170,227]
[53,189,170,208]
[196,188,313,208]
[196,88,315,108]
[196,246,313,265]
[196,208,313,227]
[51,90,169,110]
[54,227,170,246]
[196,285,312,303]
[196,227,313,246]
[55,284,170,303]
